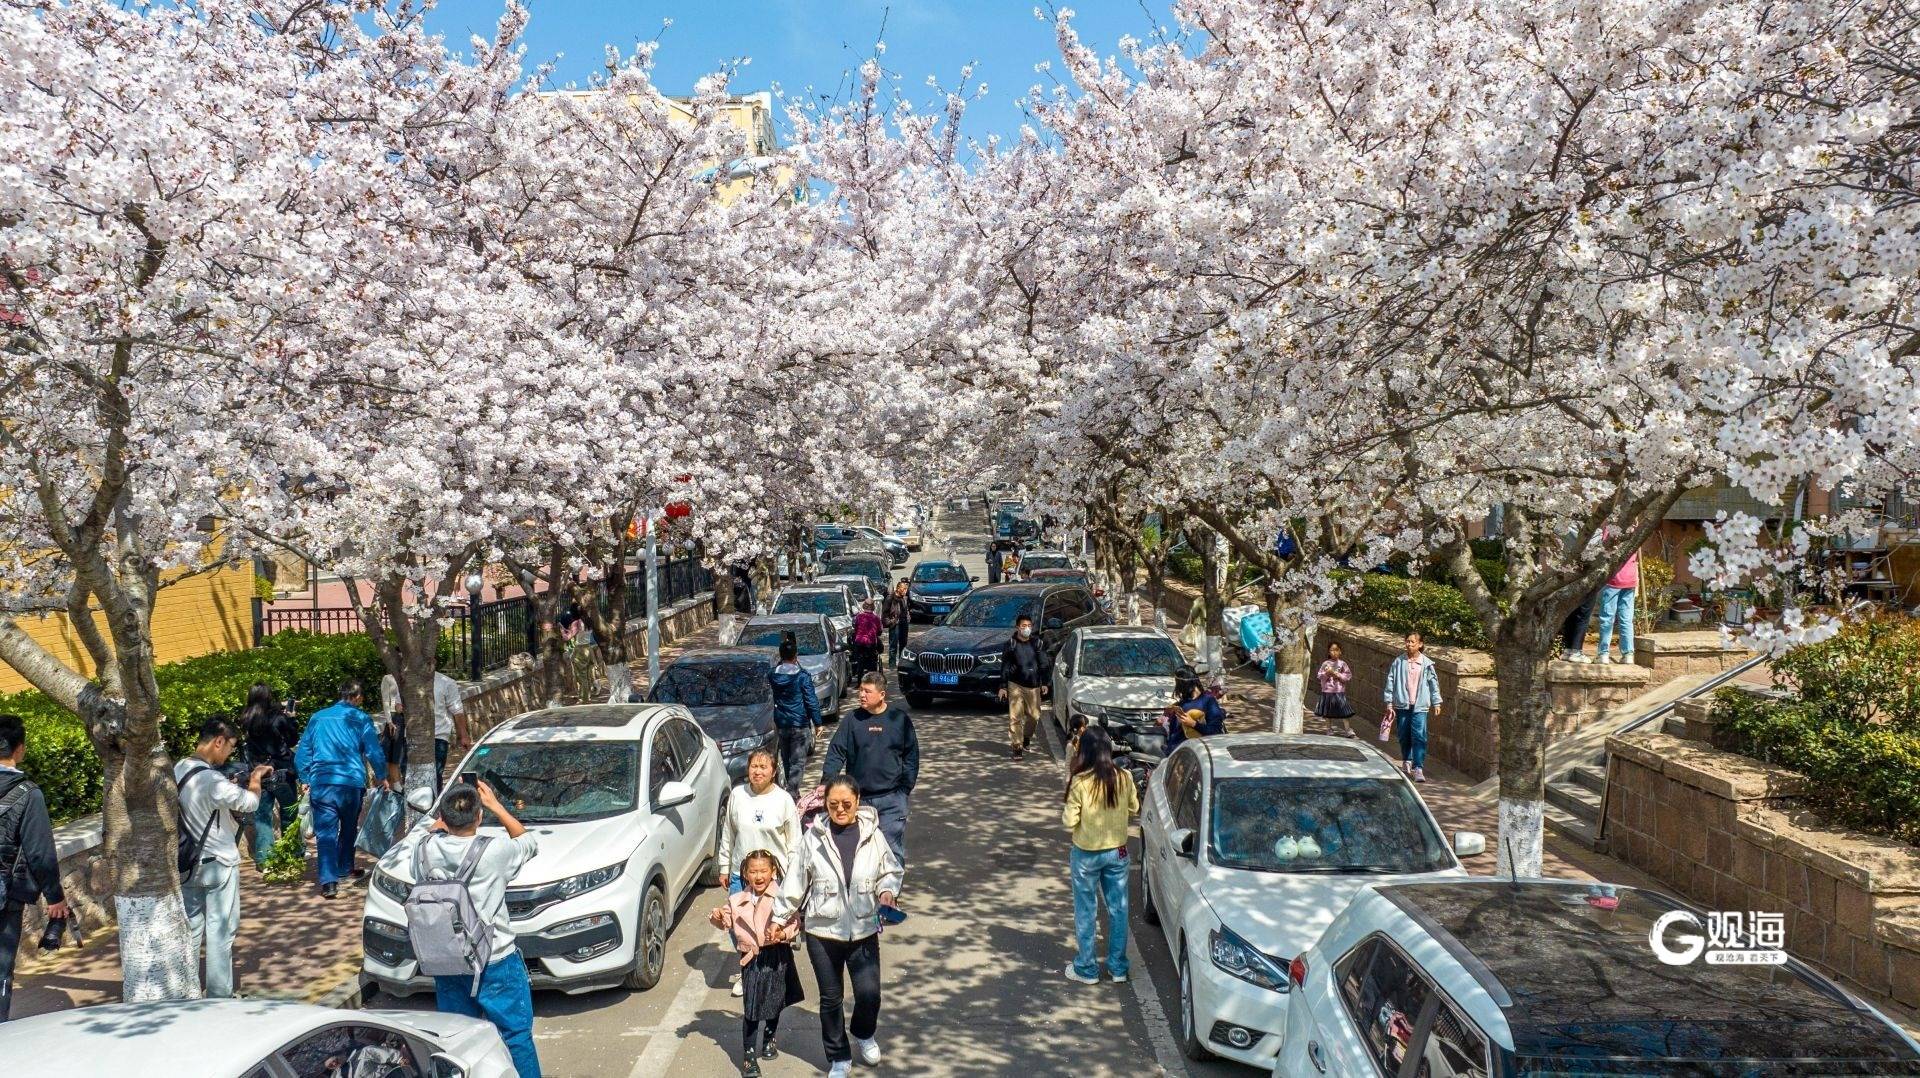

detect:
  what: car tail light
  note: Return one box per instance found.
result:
[1289,955,1308,987]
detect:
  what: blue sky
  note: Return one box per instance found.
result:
[422,0,1176,144]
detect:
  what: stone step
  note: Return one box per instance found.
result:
[1567,765,1607,794]
[1545,778,1604,824]
[1543,800,1601,850]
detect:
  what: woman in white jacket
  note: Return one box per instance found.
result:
[719,748,801,996]
[772,775,903,1078]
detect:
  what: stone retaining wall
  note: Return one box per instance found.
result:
[1603,729,1920,1009]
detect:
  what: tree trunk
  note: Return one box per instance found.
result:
[713,560,736,618]
[99,694,199,1001]
[1491,628,1556,877]
[751,556,774,613]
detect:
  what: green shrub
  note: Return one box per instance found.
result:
[1327,570,1488,649]
[260,820,309,885]
[1712,615,1920,844]
[0,631,387,822]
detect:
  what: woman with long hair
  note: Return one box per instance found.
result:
[1061,725,1139,985]
[238,682,300,870]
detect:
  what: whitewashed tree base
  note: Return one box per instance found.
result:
[116,892,199,1001]
[1273,672,1305,734]
[1497,797,1546,878]
[605,663,633,705]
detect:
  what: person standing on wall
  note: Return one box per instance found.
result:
[997,613,1051,759]
[0,714,66,1023]
[1383,633,1443,783]
[1594,547,1640,666]
[175,718,272,998]
[295,679,388,899]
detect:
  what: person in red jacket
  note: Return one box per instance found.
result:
[849,600,884,682]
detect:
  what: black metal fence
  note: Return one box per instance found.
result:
[256,554,714,681]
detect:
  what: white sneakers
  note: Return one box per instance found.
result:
[855,1036,882,1064]
[1563,649,1589,663]
[1621,651,1635,665]
[1596,653,1612,664]
[1064,965,1100,986]
[731,973,744,998]
[829,1062,852,1078]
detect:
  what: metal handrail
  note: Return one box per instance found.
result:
[1593,650,1770,844]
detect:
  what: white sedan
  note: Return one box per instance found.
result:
[1140,733,1484,1068]
[363,703,729,996]
[0,998,513,1078]
[1050,624,1184,751]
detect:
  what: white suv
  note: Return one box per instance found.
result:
[1140,733,1484,1068]
[362,703,729,996]
[1278,879,1920,1076]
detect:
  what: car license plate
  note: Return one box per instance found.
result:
[929,673,960,687]
[932,604,949,613]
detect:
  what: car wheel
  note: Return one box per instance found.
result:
[624,882,669,991]
[906,692,932,709]
[1142,856,1161,927]
[1179,950,1215,1062]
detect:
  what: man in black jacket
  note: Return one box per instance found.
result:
[0,713,67,1022]
[822,673,918,866]
[997,614,1052,759]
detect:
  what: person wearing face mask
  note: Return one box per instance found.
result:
[997,613,1053,759]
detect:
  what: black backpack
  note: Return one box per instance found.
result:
[0,774,33,906]
[175,765,219,880]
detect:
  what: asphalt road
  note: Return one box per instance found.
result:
[372,505,1260,1077]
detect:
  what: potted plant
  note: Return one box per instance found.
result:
[1670,596,1704,625]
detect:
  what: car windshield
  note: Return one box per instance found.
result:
[1079,637,1185,677]
[1023,554,1070,571]
[822,578,871,602]
[740,624,828,654]
[773,591,848,617]
[913,565,969,583]
[649,662,773,707]
[1208,777,1452,874]
[461,741,638,825]
[948,592,1039,628]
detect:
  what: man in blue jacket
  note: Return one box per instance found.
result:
[768,635,821,797]
[295,679,387,898]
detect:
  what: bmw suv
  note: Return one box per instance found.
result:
[898,582,1108,706]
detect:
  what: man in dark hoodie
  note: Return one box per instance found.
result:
[769,634,822,797]
[823,673,918,865]
[0,713,67,1022]
[997,614,1052,759]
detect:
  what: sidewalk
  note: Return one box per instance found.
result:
[9,629,724,1020]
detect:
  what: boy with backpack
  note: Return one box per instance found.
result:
[392,781,541,1078]
[174,717,272,998]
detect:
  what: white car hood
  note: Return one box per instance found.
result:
[1199,864,1467,961]
[382,813,643,886]
[1074,676,1175,710]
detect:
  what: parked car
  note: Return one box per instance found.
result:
[737,612,848,720]
[906,560,976,621]
[898,581,1107,706]
[821,553,891,595]
[843,525,909,566]
[809,523,861,560]
[0,998,515,1078]
[1016,548,1075,579]
[1278,878,1920,1077]
[363,703,727,996]
[815,572,876,609]
[889,516,923,552]
[772,583,854,637]
[1141,733,1483,1067]
[1051,625,1185,751]
[646,649,780,784]
[1026,566,1112,616]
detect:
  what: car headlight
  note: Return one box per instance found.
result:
[537,863,626,904]
[977,652,1001,665]
[899,648,917,665]
[1209,925,1290,993]
[1074,701,1108,721]
[372,868,410,904]
[721,733,770,756]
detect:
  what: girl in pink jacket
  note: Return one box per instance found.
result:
[709,850,804,1074]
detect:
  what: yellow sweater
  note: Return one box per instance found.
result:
[1063,769,1140,852]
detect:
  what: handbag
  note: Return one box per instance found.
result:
[296,789,315,841]
[1378,710,1396,742]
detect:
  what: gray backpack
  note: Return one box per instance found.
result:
[405,834,495,994]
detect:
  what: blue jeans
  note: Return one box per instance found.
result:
[435,738,450,794]
[1597,585,1636,657]
[1070,846,1130,980]
[182,860,240,997]
[865,790,909,866]
[251,781,296,870]
[728,874,744,895]
[308,783,363,885]
[1397,708,1429,770]
[435,951,540,1078]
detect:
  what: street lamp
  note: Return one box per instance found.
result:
[465,572,485,684]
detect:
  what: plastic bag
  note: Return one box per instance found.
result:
[355,787,403,858]
[296,790,314,841]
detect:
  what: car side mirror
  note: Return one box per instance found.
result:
[1453,831,1487,858]
[430,1053,469,1078]
[969,576,979,583]
[1172,827,1197,861]
[657,780,697,811]
[1045,617,1064,631]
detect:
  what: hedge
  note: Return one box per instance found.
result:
[1712,615,1920,845]
[0,631,387,823]
[1327,571,1488,649]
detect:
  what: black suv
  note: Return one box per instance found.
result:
[899,582,1109,706]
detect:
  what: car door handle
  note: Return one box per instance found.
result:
[1307,1040,1326,1073]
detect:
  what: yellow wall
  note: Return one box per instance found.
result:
[0,562,256,695]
